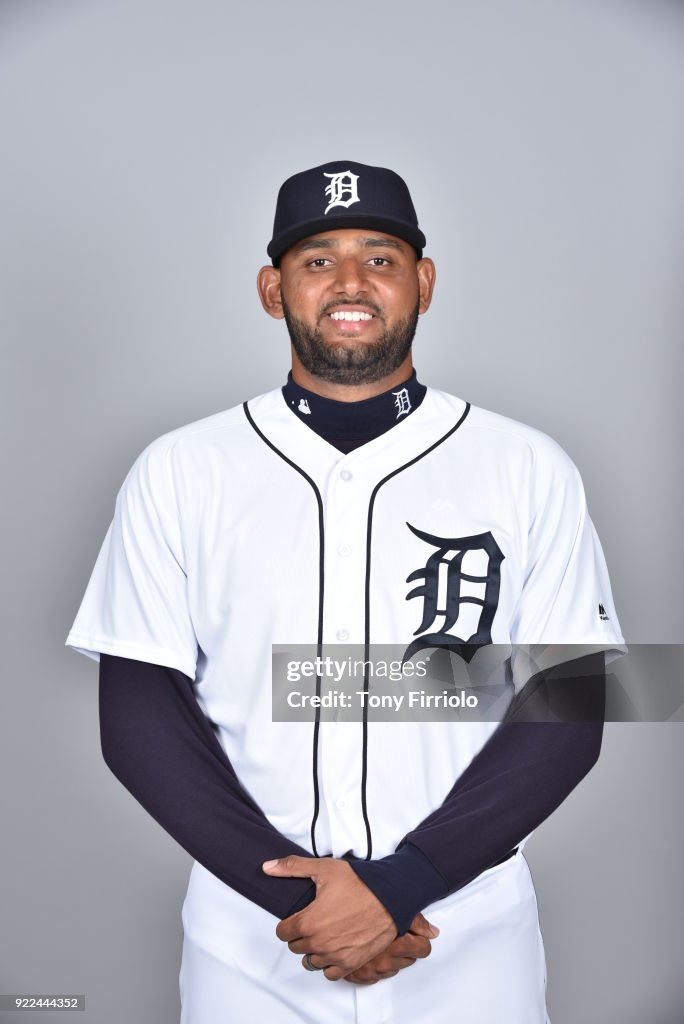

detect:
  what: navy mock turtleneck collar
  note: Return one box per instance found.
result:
[281,370,427,454]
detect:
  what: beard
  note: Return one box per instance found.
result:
[282,297,420,385]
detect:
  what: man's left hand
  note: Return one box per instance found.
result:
[263,855,398,981]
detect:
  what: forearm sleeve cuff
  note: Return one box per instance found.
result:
[346,842,449,936]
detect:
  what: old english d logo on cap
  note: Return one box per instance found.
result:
[267,159,427,265]
[323,170,360,214]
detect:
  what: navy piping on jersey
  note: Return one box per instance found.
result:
[242,401,326,856]
[360,401,472,859]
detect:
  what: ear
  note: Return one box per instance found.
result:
[416,257,436,315]
[257,265,285,320]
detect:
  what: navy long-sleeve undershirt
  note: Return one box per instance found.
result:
[98,653,318,919]
[99,651,604,935]
[347,654,605,932]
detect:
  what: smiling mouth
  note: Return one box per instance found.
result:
[328,310,375,322]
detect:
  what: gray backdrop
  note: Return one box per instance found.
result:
[1,0,683,1021]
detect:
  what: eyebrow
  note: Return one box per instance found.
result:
[294,236,405,253]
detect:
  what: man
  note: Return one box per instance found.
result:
[66,160,626,1023]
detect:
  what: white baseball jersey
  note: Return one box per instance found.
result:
[66,384,626,1023]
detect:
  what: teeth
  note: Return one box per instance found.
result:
[329,311,373,321]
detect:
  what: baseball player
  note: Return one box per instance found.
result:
[66,160,626,1023]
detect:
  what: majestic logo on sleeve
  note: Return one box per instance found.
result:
[403,523,505,664]
[323,170,360,214]
[392,387,412,418]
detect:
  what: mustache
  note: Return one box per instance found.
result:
[319,299,384,317]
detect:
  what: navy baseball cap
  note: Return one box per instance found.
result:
[267,160,427,266]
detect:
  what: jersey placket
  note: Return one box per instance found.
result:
[317,454,374,860]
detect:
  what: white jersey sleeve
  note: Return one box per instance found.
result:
[65,438,198,679]
[509,434,627,685]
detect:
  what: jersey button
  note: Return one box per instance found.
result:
[340,469,353,481]
[336,629,350,641]
[336,798,348,810]
[338,544,352,556]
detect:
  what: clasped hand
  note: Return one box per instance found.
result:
[263,855,438,984]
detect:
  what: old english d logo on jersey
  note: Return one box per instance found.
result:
[403,523,505,664]
[323,170,360,214]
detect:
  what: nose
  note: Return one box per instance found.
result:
[332,255,369,296]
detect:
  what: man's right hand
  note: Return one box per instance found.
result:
[342,913,438,986]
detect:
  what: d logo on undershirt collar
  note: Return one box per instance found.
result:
[392,388,411,418]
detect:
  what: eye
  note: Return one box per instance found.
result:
[368,256,391,266]
[307,257,333,268]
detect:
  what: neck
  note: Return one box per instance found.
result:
[289,352,414,403]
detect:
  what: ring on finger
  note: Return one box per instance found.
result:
[303,953,323,972]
